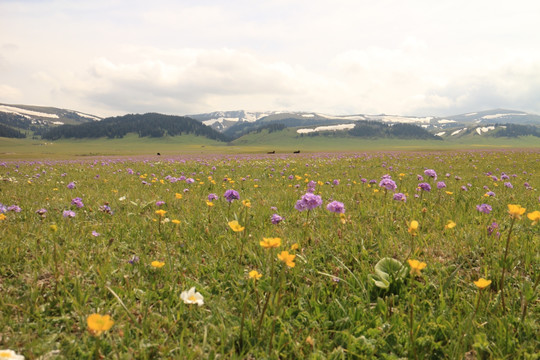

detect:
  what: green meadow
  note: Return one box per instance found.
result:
[0,145,539,359]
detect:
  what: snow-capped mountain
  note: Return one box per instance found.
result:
[0,103,102,126]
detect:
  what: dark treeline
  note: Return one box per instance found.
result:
[42,113,230,142]
[348,121,441,139]
[493,124,540,137]
[0,123,26,138]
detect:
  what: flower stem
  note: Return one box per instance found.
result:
[500,217,515,312]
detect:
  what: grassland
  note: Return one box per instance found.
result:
[0,149,538,359]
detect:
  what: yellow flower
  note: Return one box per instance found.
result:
[408,220,419,236]
[87,314,114,336]
[0,349,24,359]
[206,201,214,207]
[175,193,183,199]
[49,224,58,232]
[155,209,167,217]
[408,259,426,276]
[290,243,299,250]
[278,251,296,268]
[445,220,456,229]
[508,204,526,219]
[228,220,245,232]
[445,191,453,195]
[260,237,281,248]
[249,270,263,280]
[0,214,6,221]
[242,199,251,208]
[527,210,540,225]
[151,261,165,268]
[473,278,492,290]
[171,219,181,224]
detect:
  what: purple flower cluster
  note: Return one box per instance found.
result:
[224,189,240,203]
[393,193,407,202]
[271,213,284,224]
[418,183,431,192]
[295,193,323,212]
[63,210,76,218]
[424,169,437,180]
[436,181,446,189]
[326,201,345,214]
[208,193,218,201]
[67,182,76,189]
[379,177,397,191]
[476,204,492,214]
[71,197,84,208]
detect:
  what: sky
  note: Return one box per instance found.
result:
[1,0,540,118]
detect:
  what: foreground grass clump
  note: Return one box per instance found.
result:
[0,150,538,359]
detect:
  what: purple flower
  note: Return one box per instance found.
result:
[91,231,100,237]
[224,189,240,203]
[7,205,21,212]
[379,178,397,191]
[36,208,47,217]
[418,182,431,192]
[99,204,114,215]
[271,213,284,224]
[128,255,140,264]
[485,191,496,197]
[424,169,437,180]
[487,222,500,238]
[393,193,407,202]
[417,175,424,181]
[436,181,446,189]
[71,197,84,208]
[504,182,513,189]
[0,203,7,213]
[63,210,76,218]
[326,201,345,214]
[186,178,195,184]
[67,182,76,189]
[476,204,492,214]
[156,200,165,207]
[307,180,317,193]
[207,193,218,201]
[295,193,323,212]
[332,179,340,186]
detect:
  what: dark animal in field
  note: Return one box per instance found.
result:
[157,153,161,156]
[267,150,275,154]
[293,150,300,153]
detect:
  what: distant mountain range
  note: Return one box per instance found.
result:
[1,103,539,141]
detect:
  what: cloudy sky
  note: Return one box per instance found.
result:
[1,0,540,117]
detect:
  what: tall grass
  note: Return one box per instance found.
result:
[0,150,538,359]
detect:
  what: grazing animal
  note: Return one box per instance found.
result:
[267,150,275,154]
[293,150,300,154]
[157,153,161,156]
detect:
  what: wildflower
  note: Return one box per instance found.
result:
[326,201,345,214]
[527,210,540,225]
[393,193,406,202]
[228,220,245,232]
[91,231,100,237]
[487,222,500,237]
[206,201,214,207]
[175,193,183,199]
[295,193,323,212]
[63,210,76,218]
[332,179,340,185]
[155,209,167,217]
[7,205,21,212]
[408,259,426,276]
[504,182,513,189]
[99,204,114,215]
[249,270,263,280]
[418,183,431,192]
[408,220,419,236]
[49,224,57,232]
[508,204,526,219]
[242,199,251,208]
[67,182,75,189]
[379,178,397,191]
[151,261,165,268]
[424,169,437,180]
[71,197,84,208]
[0,349,25,359]
[156,200,165,206]
[87,314,114,336]
[180,287,204,306]
[271,213,283,224]
[476,204,492,214]
[291,243,299,250]
[278,251,296,268]
[474,278,492,290]
[445,220,456,229]
[260,237,281,248]
[0,214,6,221]
[36,208,47,217]
[172,219,181,224]
[128,255,139,264]
[484,191,496,197]
[436,181,446,189]
[207,193,218,201]
[224,189,240,202]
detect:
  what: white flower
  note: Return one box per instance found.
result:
[180,287,204,306]
[118,196,126,201]
[0,349,25,360]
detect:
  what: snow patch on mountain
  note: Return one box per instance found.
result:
[0,105,59,119]
[297,124,356,134]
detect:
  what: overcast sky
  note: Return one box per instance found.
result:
[1,0,540,117]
